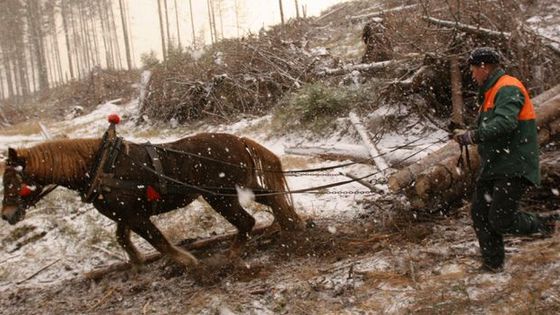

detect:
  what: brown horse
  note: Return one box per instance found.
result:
[1,133,304,269]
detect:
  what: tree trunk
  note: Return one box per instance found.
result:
[1,46,15,98]
[118,0,132,70]
[207,0,215,44]
[189,0,196,46]
[449,55,464,127]
[278,0,285,25]
[27,0,49,91]
[157,0,167,60]
[60,0,75,80]
[96,0,112,69]
[349,112,389,173]
[234,0,241,38]
[87,1,101,67]
[163,0,172,51]
[285,144,372,164]
[28,41,37,93]
[77,0,92,73]
[294,0,300,18]
[174,0,182,48]
[107,0,123,69]
[69,2,83,78]
[217,0,224,39]
[210,0,219,41]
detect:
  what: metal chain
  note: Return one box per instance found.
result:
[311,190,378,195]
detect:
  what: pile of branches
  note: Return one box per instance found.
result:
[45,68,140,109]
[141,20,321,123]
[0,69,139,124]
[335,0,560,125]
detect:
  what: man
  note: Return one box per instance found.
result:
[453,47,556,272]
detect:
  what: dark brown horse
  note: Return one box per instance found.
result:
[1,133,304,269]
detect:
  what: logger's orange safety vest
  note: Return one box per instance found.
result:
[481,75,535,121]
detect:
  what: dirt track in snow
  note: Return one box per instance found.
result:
[2,204,560,315]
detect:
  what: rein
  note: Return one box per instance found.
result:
[147,135,441,175]
[115,135,448,197]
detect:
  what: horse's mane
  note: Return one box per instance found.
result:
[17,138,102,183]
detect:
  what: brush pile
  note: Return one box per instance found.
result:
[140,20,334,122]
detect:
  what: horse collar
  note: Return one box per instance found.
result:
[82,134,123,203]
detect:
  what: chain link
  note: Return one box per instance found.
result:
[287,173,343,177]
[311,190,377,195]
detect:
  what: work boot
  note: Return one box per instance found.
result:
[538,213,560,236]
[478,262,504,273]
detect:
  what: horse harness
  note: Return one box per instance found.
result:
[82,125,171,204]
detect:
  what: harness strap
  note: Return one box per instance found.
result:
[82,124,122,203]
[144,143,167,195]
[99,175,193,195]
[456,143,472,171]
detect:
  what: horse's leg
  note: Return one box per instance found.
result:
[128,218,199,267]
[116,223,144,266]
[203,196,256,258]
[256,194,304,231]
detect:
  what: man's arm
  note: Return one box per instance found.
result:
[475,86,524,142]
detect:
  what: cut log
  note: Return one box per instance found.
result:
[284,144,372,164]
[408,95,560,210]
[387,141,459,191]
[349,111,389,173]
[533,84,560,106]
[284,144,418,167]
[389,85,560,192]
[318,53,420,76]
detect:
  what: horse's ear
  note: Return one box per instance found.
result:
[7,148,25,167]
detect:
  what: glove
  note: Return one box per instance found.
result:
[452,129,476,145]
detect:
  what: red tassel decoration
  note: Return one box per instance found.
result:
[19,185,32,198]
[146,185,161,202]
[108,114,121,124]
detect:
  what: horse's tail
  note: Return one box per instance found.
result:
[241,137,304,231]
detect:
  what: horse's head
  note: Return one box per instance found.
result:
[2,148,44,225]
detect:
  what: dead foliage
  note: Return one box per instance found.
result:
[0,69,139,124]
[140,19,319,123]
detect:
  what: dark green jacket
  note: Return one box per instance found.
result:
[473,69,540,185]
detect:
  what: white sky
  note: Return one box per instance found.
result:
[126,0,348,65]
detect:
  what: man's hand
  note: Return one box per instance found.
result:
[452,129,475,145]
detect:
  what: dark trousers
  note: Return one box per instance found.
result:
[470,178,542,268]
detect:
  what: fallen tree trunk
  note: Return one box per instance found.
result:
[533,83,560,106]
[317,53,420,76]
[284,144,372,163]
[422,16,509,39]
[407,95,560,211]
[349,111,389,173]
[284,144,419,167]
[423,16,560,58]
[389,85,560,192]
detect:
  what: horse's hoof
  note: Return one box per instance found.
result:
[305,219,316,229]
[161,263,187,279]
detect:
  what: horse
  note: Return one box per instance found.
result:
[1,132,304,269]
